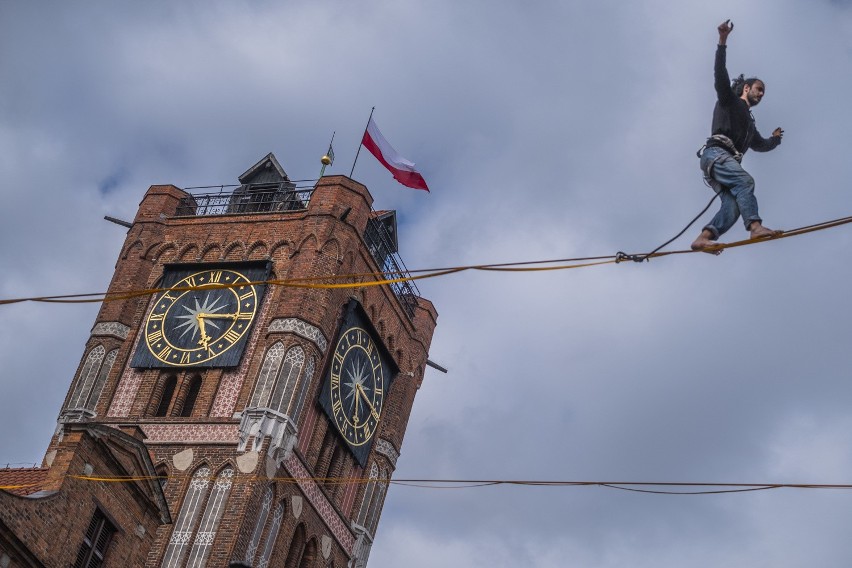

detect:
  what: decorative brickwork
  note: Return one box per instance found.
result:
[283,453,355,552]
[141,424,239,444]
[91,321,130,339]
[268,317,328,352]
[108,366,144,417]
[210,295,275,417]
[374,438,399,469]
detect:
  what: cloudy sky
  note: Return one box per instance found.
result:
[3,1,852,566]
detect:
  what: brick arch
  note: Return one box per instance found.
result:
[270,239,291,260]
[223,241,246,261]
[120,239,143,260]
[247,240,269,259]
[177,243,199,261]
[154,242,177,262]
[199,243,221,261]
[319,238,341,262]
[283,523,307,568]
[296,234,319,255]
[143,241,163,260]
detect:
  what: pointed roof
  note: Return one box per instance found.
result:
[238,153,290,185]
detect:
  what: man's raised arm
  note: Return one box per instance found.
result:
[715,20,735,104]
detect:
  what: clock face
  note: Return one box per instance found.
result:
[132,265,267,368]
[329,327,385,447]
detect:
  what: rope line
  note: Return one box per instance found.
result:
[5,475,852,496]
[2,213,852,307]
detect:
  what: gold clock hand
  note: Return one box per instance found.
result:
[196,314,211,349]
[196,312,238,320]
[355,383,381,422]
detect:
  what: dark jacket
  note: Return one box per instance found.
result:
[710,45,780,155]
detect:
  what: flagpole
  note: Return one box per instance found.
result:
[349,106,375,178]
[319,131,335,177]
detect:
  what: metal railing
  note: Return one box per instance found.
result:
[172,182,421,318]
[174,182,316,217]
[364,216,421,319]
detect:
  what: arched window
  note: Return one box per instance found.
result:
[283,524,306,568]
[185,467,235,567]
[180,375,202,417]
[268,346,305,414]
[366,467,388,534]
[67,345,117,414]
[155,376,178,417]
[249,344,309,419]
[299,538,318,568]
[245,485,274,564]
[68,345,105,409]
[356,463,379,529]
[161,467,211,568]
[292,356,314,422]
[250,343,286,408]
[256,499,285,568]
[85,349,116,411]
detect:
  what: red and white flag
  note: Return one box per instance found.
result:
[362,118,430,192]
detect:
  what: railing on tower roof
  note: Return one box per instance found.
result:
[173,181,421,319]
[175,181,316,217]
[364,215,421,319]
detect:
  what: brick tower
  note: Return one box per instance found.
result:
[0,153,438,568]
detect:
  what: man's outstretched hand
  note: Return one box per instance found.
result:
[772,127,784,139]
[718,19,733,45]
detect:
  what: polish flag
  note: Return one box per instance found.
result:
[362,118,430,192]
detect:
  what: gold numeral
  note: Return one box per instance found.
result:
[185,276,197,288]
[237,313,253,321]
[157,346,172,359]
[239,290,253,301]
[180,352,191,364]
[162,293,176,302]
[209,271,222,283]
[149,312,164,321]
[147,330,163,343]
[223,329,241,343]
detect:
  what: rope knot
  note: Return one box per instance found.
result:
[615,252,647,263]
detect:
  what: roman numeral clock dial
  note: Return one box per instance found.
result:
[319,300,399,466]
[131,263,269,368]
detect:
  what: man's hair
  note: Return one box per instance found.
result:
[731,74,762,96]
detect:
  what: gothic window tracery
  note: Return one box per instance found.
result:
[185,467,234,567]
[256,499,285,568]
[249,343,311,419]
[161,466,211,568]
[245,485,274,564]
[67,345,117,414]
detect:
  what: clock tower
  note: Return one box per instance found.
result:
[20,153,438,568]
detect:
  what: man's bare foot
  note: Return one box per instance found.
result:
[691,236,722,255]
[691,229,722,255]
[749,222,782,240]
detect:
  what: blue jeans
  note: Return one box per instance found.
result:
[700,146,761,239]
